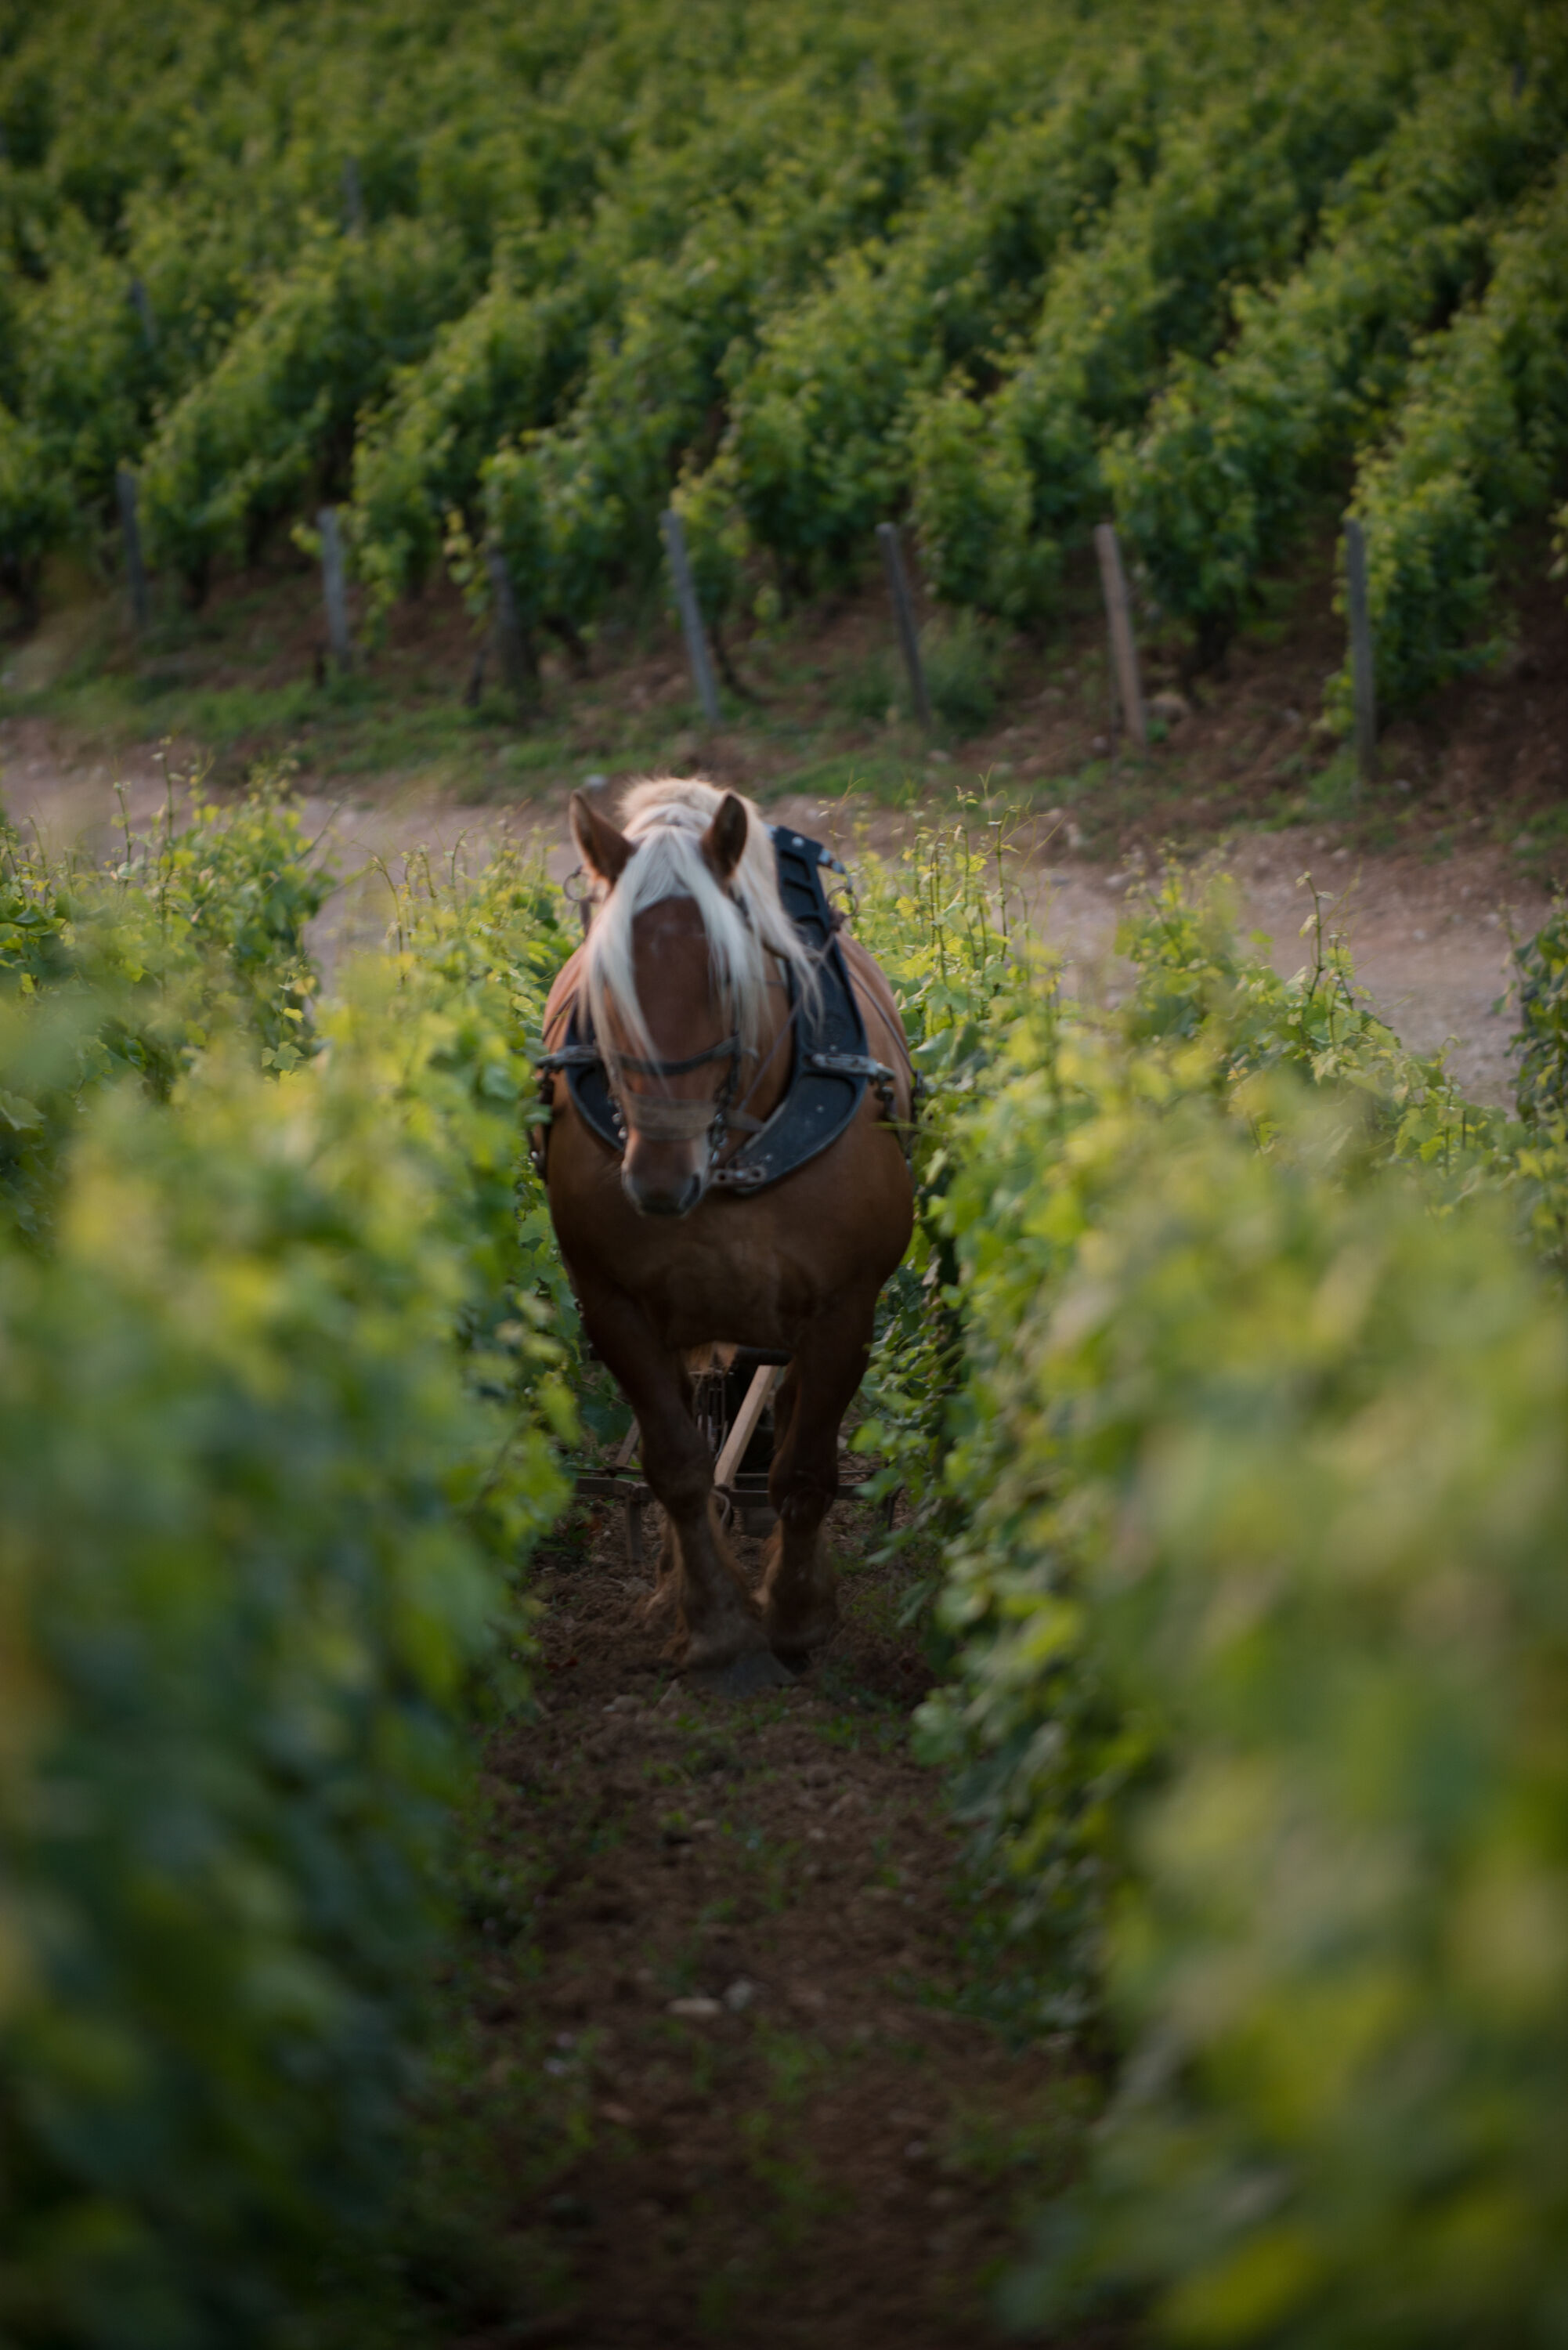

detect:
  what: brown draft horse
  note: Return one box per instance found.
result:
[538,779,914,1690]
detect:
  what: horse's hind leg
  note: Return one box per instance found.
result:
[760,1297,875,1662]
[578,1288,771,1674]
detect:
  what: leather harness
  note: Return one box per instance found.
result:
[533,826,905,1193]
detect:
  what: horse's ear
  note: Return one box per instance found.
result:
[570,790,633,887]
[701,791,749,884]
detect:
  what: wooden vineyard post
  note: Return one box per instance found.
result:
[1093,522,1147,752]
[876,521,934,735]
[1345,517,1377,792]
[660,508,721,727]
[317,506,353,673]
[115,468,150,635]
[341,154,364,235]
[128,276,157,351]
[485,543,538,712]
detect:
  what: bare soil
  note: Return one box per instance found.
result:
[439,1501,1091,2350]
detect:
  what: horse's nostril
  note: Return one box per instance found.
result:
[622,1166,706,1219]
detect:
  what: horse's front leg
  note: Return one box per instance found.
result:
[760,1294,876,1663]
[577,1288,771,1674]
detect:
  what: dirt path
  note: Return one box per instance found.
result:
[0,715,1544,1102]
[453,1499,1080,2350]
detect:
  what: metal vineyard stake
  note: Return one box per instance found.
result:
[317,507,353,673]
[485,543,538,710]
[128,277,157,350]
[341,155,364,234]
[116,468,150,634]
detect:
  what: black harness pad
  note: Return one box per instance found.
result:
[551,826,890,1195]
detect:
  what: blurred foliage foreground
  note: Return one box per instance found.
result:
[9,784,1568,2346]
[0,781,576,2347]
[855,826,1568,2349]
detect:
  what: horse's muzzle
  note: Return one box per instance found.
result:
[621,1164,707,1219]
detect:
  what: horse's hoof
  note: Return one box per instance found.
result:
[688,1648,803,1699]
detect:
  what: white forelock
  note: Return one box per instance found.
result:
[583,777,820,1067]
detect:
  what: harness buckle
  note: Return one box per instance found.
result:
[804,1050,896,1084]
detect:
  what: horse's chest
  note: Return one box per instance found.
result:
[629,1221,817,1350]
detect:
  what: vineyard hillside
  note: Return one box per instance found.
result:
[2,0,1566,750]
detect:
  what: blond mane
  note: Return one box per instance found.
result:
[582,777,821,1067]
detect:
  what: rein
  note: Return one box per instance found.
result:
[721,983,801,1139]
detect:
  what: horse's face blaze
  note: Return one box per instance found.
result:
[606,898,724,1219]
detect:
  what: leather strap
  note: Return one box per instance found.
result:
[613,1035,740,1079]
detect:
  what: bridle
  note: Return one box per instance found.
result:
[534,822,912,1192]
[537,953,806,1184]
[608,1029,748,1148]
[534,844,907,1195]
